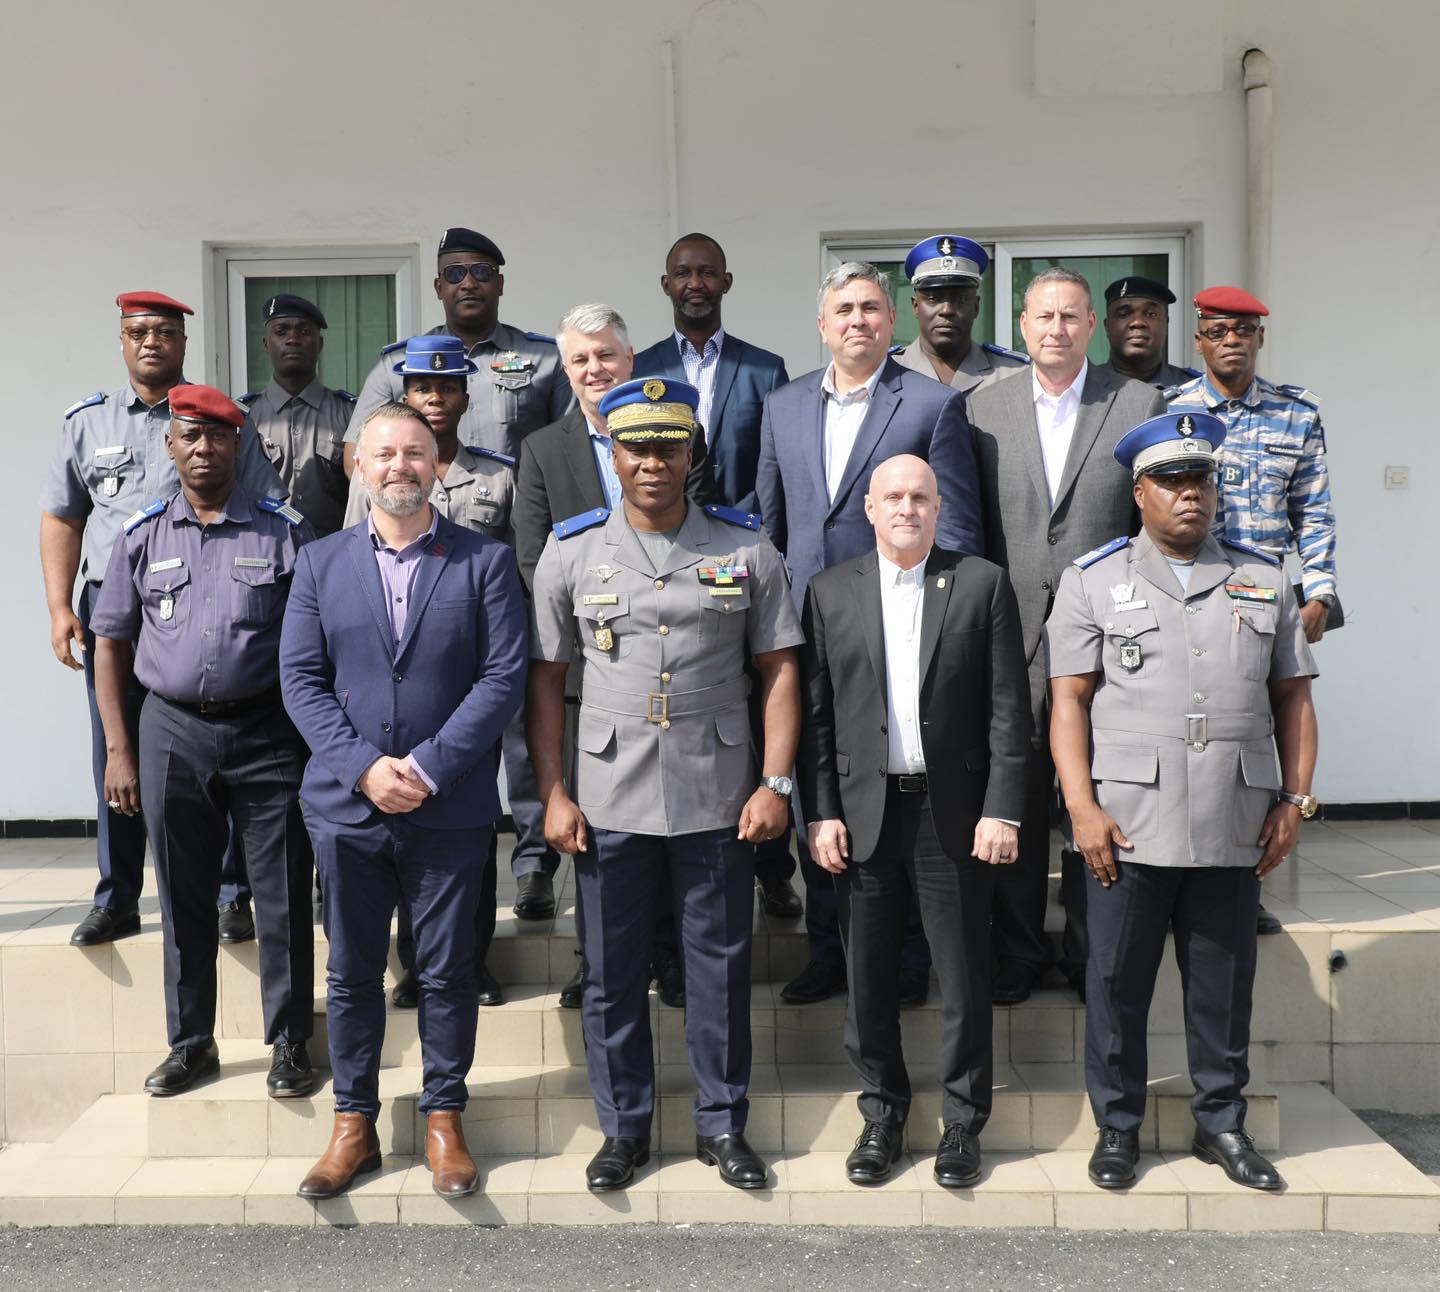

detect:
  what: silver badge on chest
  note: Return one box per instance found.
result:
[101,475,120,497]
[158,593,175,622]
[1118,638,1142,672]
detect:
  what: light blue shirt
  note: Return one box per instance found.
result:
[677,327,725,443]
[588,420,623,509]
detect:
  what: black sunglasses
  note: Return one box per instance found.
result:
[440,263,499,285]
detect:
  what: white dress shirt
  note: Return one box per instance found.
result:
[878,551,928,774]
[821,361,885,502]
[677,327,724,442]
[1032,359,1088,504]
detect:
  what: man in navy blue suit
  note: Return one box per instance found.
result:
[633,233,801,919]
[280,401,527,1201]
[755,262,985,1005]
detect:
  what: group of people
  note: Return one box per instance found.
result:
[39,224,1334,1201]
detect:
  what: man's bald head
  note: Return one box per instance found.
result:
[865,454,940,569]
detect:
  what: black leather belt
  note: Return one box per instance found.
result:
[890,773,928,794]
[159,685,283,719]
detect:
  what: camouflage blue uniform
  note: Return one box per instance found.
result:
[1166,375,1337,601]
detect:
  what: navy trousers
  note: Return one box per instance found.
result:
[990,735,1057,978]
[1085,862,1262,1136]
[501,704,559,879]
[310,814,489,1119]
[138,695,311,1051]
[573,827,754,1138]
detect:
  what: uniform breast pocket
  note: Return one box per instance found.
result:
[1090,744,1160,843]
[1228,603,1277,682]
[575,593,632,658]
[491,371,536,425]
[695,584,751,645]
[1253,456,1296,521]
[144,567,191,630]
[229,562,279,628]
[1103,605,1160,677]
[90,447,139,501]
[464,498,505,536]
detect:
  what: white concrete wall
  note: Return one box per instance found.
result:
[6,0,1435,813]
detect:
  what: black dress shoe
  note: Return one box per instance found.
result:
[696,1132,768,1189]
[1257,904,1283,935]
[933,1123,982,1188]
[477,962,504,1007]
[780,960,847,1005]
[1193,1127,1284,1190]
[268,1041,314,1098]
[897,968,929,1009]
[846,1121,904,1184]
[1088,1126,1140,1188]
[512,872,556,921]
[70,906,140,947]
[144,1043,220,1096]
[586,1136,650,1191]
[654,959,685,1008]
[991,963,1037,1005]
[391,969,418,1009]
[217,900,255,944]
[558,961,583,1009]
[756,876,803,919]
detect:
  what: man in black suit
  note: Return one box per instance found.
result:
[799,454,1029,1187]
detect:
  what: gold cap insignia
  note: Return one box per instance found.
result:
[643,379,667,401]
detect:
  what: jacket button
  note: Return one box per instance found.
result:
[658,625,669,636]
[654,579,664,590]
[661,672,671,683]
[824,520,836,530]
[1041,580,1051,591]
[392,672,402,683]
[1048,535,1058,545]
[381,721,392,733]
[878,769,886,778]
[879,725,887,735]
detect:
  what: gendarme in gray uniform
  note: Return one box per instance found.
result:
[344,444,516,542]
[893,340,1029,396]
[529,501,803,835]
[1044,530,1316,868]
[41,383,284,583]
[242,379,355,538]
[345,323,572,459]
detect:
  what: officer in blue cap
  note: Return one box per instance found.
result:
[892,235,1029,396]
[1045,409,1318,1192]
[528,376,804,1192]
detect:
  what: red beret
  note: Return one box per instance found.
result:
[168,383,245,428]
[116,291,194,318]
[1193,286,1268,319]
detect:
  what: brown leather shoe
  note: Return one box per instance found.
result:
[296,1113,381,1199]
[425,1110,479,1197]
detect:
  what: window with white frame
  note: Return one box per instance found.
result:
[207,245,422,397]
[822,232,1190,366]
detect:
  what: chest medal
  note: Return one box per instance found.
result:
[593,611,614,652]
[101,475,120,497]
[158,593,175,622]
[1118,638,1142,672]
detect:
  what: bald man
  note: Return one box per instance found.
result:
[796,454,1030,1187]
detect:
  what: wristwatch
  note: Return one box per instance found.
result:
[1278,790,1319,819]
[1312,592,1337,608]
[762,775,794,798]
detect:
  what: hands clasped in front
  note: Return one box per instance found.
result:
[359,756,431,814]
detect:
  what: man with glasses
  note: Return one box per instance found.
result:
[344,228,573,469]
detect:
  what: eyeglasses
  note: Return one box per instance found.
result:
[440,263,498,285]
[122,325,182,343]
[1198,321,1261,341]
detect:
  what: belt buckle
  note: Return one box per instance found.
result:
[646,692,670,724]
[1185,713,1208,750]
[897,773,927,793]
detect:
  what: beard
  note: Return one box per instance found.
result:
[369,479,427,517]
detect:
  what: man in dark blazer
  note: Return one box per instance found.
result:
[755,261,985,1004]
[632,233,789,513]
[280,401,527,1201]
[799,454,1029,1187]
[969,266,1164,1003]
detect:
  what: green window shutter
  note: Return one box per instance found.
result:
[243,274,398,394]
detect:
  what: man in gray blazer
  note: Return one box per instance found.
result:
[969,267,1164,1003]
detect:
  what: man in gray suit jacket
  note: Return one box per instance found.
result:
[969,267,1164,1003]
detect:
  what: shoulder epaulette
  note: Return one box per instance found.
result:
[553,508,609,539]
[1179,365,1203,380]
[1073,536,1131,569]
[334,389,357,402]
[703,503,763,532]
[982,342,1031,365]
[237,392,260,406]
[257,496,305,526]
[1275,382,1320,409]
[887,344,905,355]
[124,499,167,533]
[524,331,557,346]
[381,339,407,355]
[64,391,106,420]
[1221,538,1281,566]
[472,446,517,468]
[1163,376,1203,401]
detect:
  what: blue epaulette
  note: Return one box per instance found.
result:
[1073,536,1131,569]
[523,331,557,346]
[237,392,260,406]
[1162,375,1203,401]
[123,499,166,533]
[257,496,305,526]
[64,391,106,420]
[1275,382,1320,409]
[887,344,905,355]
[1221,538,1280,566]
[703,503,762,532]
[1179,365,1203,380]
[553,508,608,539]
[472,446,517,468]
[983,342,1031,365]
[335,389,357,402]
[381,339,407,355]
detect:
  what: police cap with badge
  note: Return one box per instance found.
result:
[1104,276,1176,306]
[393,334,481,377]
[261,293,327,329]
[598,377,700,443]
[1114,410,1227,480]
[437,227,506,266]
[904,235,988,289]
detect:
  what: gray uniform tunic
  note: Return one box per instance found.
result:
[345,322,573,459]
[40,382,285,583]
[88,487,312,702]
[242,378,355,537]
[529,502,803,836]
[1044,530,1315,868]
[893,340,1029,396]
[343,443,515,542]
[1096,359,1201,392]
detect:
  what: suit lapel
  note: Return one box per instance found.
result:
[707,339,741,445]
[394,519,450,662]
[347,525,394,654]
[917,552,955,685]
[828,364,901,517]
[854,554,887,698]
[562,411,607,511]
[1052,368,1116,513]
[1005,371,1051,510]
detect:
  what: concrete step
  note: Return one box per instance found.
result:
[3,1084,1433,1232]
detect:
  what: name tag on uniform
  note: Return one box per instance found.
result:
[1112,599,1147,612]
[94,445,128,457]
[583,594,618,605]
[234,557,270,569]
[709,586,743,597]
[149,557,184,573]
[1264,443,1302,458]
